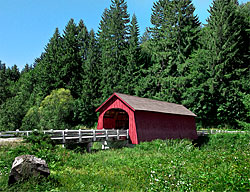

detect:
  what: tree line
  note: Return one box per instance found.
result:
[0,0,249,131]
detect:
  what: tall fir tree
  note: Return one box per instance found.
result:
[238,2,250,94]
[150,0,200,76]
[74,29,101,126]
[185,0,249,128]
[34,27,64,98]
[124,14,141,95]
[139,0,200,102]
[0,62,20,105]
[0,65,37,131]
[61,19,83,98]
[204,0,249,127]
[0,62,9,105]
[21,64,33,75]
[98,0,130,100]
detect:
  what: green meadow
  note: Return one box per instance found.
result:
[0,133,250,192]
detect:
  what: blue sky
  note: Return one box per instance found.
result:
[0,0,248,70]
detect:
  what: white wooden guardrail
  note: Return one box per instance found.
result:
[0,129,129,144]
[197,130,246,136]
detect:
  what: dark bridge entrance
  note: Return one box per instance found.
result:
[103,108,129,130]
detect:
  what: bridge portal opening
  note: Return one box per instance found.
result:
[103,108,129,130]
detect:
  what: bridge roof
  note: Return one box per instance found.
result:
[96,93,196,117]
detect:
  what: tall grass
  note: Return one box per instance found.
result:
[0,133,250,191]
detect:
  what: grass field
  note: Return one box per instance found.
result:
[0,133,250,191]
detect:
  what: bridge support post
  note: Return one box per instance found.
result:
[86,142,92,153]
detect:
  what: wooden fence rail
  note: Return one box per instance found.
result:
[0,129,129,144]
[197,130,246,136]
[0,129,246,143]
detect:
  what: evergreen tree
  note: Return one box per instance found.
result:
[74,29,101,127]
[35,19,84,98]
[78,20,89,66]
[6,65,20,82]
[98,0,130,100]
[0,62,9,105]
[0,70,36,131]
[21,64,33,75]
[203,0,248,127]
[35,28,64,98]
[0,62,20,105]
[140,0,200,102]
[182,48,216,127]
[140,27,151,44]
[124,14,141,95]
[61,19,83,98]
[238,2,250,66]
[150,0,200,76]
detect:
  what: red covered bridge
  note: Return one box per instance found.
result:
[96,93,197,144]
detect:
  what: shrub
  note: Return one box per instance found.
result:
[21,88,74,130]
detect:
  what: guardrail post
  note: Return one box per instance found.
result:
[79,129,82,143]
[105,130,108,140]
[93,130,96,141]
[62,131,65,143]
[126,129,129,139]
[117,130,119,140]
[50,129,53,137]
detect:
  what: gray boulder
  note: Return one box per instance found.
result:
[8,155,50,185]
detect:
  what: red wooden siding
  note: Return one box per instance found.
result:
[97,96,138,144]
[135,111,197,142]
[96,93,198,144]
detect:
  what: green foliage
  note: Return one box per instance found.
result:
[0,62,20,106]
[24,130,56,147]
[21,106,40,130]
[98,0,130,99]
[21,88,74,130]
[0,0,249,130]
[124,14,143,95]
[0,91,31,131]
[195,0,249,128]
[75,28,101,127]
[237,93,250,130]
[0,62,38,131]
[1,133,250,191]
[139,0,200,103]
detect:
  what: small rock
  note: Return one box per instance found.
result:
[8,155,50,185]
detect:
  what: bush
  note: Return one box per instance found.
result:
[21,88,74,130]
[24,130,56,147]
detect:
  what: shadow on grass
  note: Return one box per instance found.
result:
[192,135,210,148]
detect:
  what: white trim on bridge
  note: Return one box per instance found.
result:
[0,129,129,144]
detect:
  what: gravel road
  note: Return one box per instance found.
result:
[0,138,23,145]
